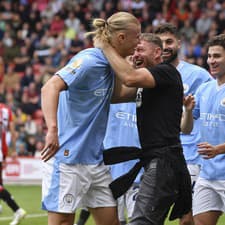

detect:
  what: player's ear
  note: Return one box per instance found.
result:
[155,46,162,59]
[117,32,126,43]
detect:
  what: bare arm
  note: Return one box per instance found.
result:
[180,94,195,134]
[198,142,225,159]
[111,76,137,103]
[95,41,156,88]
[41,75,66,162]
[111,55,139,102]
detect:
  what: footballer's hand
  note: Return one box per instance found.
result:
[197,142,218,159]
[41,130,59,162]
[183,94,195,112]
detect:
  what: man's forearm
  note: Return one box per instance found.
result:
[102,45,135,85]
[111,76,137,103]
[41,84,59,132]
[215,143,225,155]
[180,110,193,134]
[41,75,66,131]
[101,44,155,88]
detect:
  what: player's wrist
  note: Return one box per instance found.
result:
[48,125,58,132]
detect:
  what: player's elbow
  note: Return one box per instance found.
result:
[120,71,140,87]
[123,78,137,87]
[41,83,50,97]
[121,68,155,88]
[181,124,193,134]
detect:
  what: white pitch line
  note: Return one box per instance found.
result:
[0,213,47,221]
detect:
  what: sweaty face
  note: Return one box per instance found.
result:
[132,40,161,68]
[207,45,225,79]
[156,32,180,63]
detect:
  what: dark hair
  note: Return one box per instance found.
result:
[140,33,163,50]
[154,23,180,39]
[207,34,225,50]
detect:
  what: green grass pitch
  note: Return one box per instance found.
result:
[0,185,225,225]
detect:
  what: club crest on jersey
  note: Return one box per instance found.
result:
[183,83,189,94]
[220,98,225,107]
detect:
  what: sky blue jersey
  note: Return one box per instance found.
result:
[177,60,212,164]
[103,103,142,183]
[54,48,114,164]
[193,80,225,180]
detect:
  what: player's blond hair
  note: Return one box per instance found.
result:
[86,12,140,43]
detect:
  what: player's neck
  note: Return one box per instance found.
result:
[171,58,179,67]
[217,74,225,86]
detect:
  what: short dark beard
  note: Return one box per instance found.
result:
[163,51,178,64]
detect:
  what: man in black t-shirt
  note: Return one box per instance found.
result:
[95,33,193,225]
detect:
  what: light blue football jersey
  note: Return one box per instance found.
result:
[193,80,225,180]
[103,103,142,183]
[177,60,212,164]
[55,48,114,164]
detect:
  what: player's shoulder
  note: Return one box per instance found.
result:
[75,48,106,61]
[181,60,209,74]
[197,79,216,92]
[180,60,212,81]
[68,48,108,67]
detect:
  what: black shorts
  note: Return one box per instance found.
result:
[129,157,179,225]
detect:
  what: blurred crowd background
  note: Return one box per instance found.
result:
[0,0,224,157]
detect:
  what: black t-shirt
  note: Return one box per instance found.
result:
[137,63,183,148]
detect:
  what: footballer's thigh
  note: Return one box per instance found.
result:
[90,206,120,225]
[84,163,120,225]
[48,211,75,225]
[42,159,92,213]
